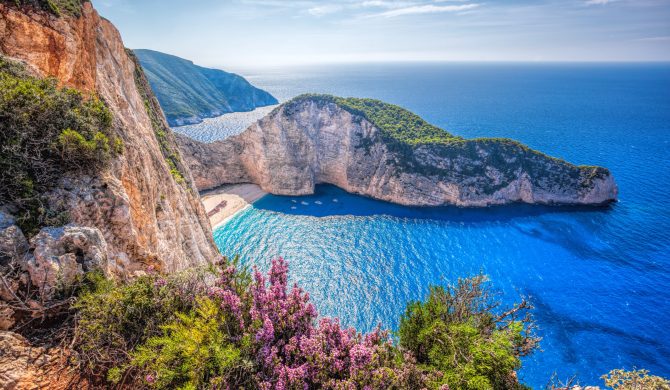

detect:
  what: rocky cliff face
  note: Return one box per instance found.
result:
[134,49,278,127]
[178,96,618,207]
[0,331,91,389]
[0,2,218,275]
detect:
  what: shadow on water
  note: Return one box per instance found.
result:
[512,218,666,273]
[253,184,615,224]
[527,291,670,371]
[253,185,667,273]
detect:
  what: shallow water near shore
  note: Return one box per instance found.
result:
[195,63,670,387]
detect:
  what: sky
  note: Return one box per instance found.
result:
[93,0,670,69]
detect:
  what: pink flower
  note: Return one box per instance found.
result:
[256,317,275,343]
[205,257,427,388]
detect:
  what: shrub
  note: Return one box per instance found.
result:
[57,128,112,166]
[7,0,88,17]
[72,258,539,389]
[120,258,427,389]
[602,369,670,390]
[72,267,212,382]
[0,56,118,235]
[286,94,462,147]
[130,297,251,389]
[241,258,421,389]
[398,274,539,390]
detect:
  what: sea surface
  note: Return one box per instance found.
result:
[180,63,670,388]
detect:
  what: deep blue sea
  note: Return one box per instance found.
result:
[183,63,670,388]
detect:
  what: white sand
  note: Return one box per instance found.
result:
[201,184,267,229]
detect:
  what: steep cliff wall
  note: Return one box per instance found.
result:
[135,49,278,127]
[178,95,617,207]
[0,1,218,274]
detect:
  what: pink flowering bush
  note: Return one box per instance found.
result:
[121,258,427,389]
[78,257,534,389]
[245,258,426,389]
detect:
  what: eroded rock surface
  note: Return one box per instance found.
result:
[25,225,107,298]
[0,212,28,267]
[178,97,618,207]
[0,2,218,273]
[0,209,111,328]
[0,331,88,390]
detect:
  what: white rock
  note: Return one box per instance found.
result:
[178,98,618,207]
[24,225,108,298]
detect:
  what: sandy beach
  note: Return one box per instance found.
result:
[201,184,267,229]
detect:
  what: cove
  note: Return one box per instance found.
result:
[205,63,670,388]
[213,184,670,388]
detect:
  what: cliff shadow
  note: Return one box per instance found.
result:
[252,184,615,224]
[526,290,670,372]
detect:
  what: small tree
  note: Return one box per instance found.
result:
[398,274,539,390]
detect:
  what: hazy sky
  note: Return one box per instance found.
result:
[93,0,670,69]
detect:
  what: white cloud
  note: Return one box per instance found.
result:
[360,0,408,7]
[308,4,343,16]
[305,1,416,17]
[371,3,479,18]
[632,36,670,42]
[585,0,614,5]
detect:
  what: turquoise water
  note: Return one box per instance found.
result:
[207,63,670,388]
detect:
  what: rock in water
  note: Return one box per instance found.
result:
[178,95,618,207]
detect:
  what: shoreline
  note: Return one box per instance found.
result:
[201,184,268,230]
[170,104,279,129]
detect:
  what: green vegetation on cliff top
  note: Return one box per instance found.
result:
[0,56,118,234]
[287,94,463,146]
[134,49,278,127]
[287,94,610,189]
[6,0,88,16]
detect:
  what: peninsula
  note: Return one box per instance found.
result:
[178,94,618,208]
[134,49,278,127]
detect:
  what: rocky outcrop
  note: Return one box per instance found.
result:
[175,133,251,191]
[0,212,28,268]
[0,331,89,389]
[178,96,618,207]
[25,225,107,298]
[0,210,110,330]
[0,2,218,274]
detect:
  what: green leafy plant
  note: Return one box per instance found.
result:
[0,56,117,234]
[398,274,539,390]
[73,270,209,382]
[129,297,250,389]
[57,128,112,165]
[602,369,670,390]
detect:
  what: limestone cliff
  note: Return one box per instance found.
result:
[0,1,219,274]
[178,95,617,207]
